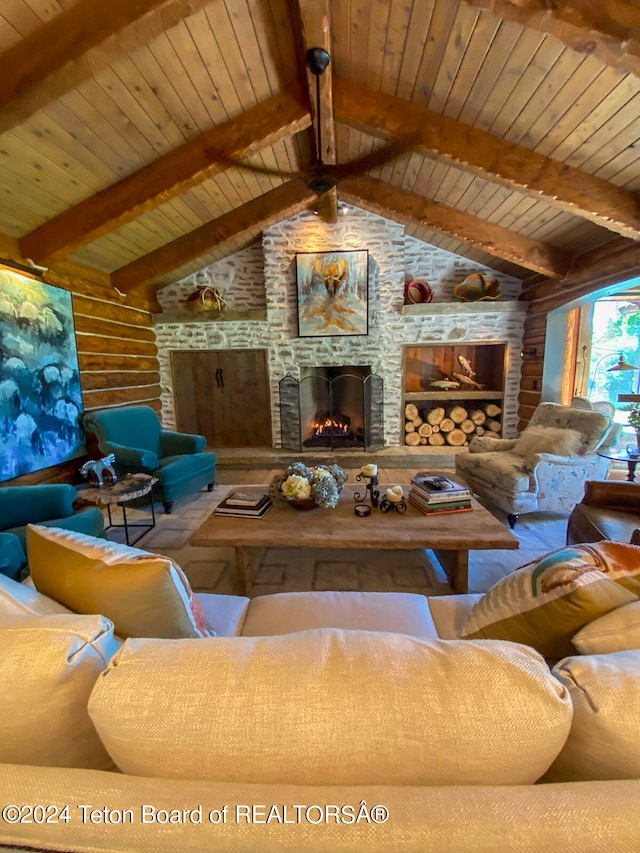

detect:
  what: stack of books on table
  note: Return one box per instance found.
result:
[409,474,472,516]
[214,491,272,518]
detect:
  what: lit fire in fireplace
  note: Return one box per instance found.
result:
[312,416,350,436]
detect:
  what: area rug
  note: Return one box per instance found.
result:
[108,484,568,597]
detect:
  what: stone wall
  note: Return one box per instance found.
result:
[154,206,526,445]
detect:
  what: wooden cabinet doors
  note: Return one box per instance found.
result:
[172,349,272,447]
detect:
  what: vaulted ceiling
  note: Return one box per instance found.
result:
[0,0,638,301]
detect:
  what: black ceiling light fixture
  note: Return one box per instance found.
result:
[218,48,415,201]
[305,47,334,194]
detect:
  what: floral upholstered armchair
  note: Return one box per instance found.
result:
[455,402,614,528]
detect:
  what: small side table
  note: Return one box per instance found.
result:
[597,450,639,483]
[76,474,158,546]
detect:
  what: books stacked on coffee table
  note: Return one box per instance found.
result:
[409,474,472,516]
[214,491,272,518]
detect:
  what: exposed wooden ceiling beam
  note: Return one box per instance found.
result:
[20,87,311,266]
[295,0,336,167]
[334,78,640,242]
[112,179,316,293]
[525,238,640,310]
[339,175,572,278]
[0,0,217,135]
[461,0,640,78]
[0,229,157,310]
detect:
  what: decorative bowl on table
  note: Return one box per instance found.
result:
[269,462,348,510]
[286,498,320,511]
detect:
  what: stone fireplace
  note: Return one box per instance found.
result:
[154,205,527,448]
[279,366,384,451]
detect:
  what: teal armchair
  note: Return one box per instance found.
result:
[0,484,105,579]
[83,406,216,514]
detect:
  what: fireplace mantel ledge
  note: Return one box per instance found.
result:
[151,308,268,324]
[401,301,527,316]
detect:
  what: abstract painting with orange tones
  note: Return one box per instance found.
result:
[296,250,368,338]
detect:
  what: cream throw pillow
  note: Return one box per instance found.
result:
[0,613,118,769]
[572,601,640,655]
[514,425,582,457]
[88,629,572,787]
[27,525,215,639]
[0,572,72,617]
[461,542,640,658]
[545,650,640,781]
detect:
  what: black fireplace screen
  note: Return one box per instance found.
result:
[279,368,384,451]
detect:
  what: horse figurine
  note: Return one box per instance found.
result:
[79,454,117,487]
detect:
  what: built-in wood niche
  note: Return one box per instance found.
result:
[403,343,507,448]
[171,349,271,448]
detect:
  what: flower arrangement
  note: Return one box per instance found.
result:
[269,462,348,509]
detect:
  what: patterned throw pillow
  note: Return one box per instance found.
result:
[461,542,640,658]
[27,525,216,639]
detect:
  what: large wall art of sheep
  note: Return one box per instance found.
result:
[0,269,86,482]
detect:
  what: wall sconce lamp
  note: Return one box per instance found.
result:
[520,348,537,359]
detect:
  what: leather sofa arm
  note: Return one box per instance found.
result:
[582,480,640,513]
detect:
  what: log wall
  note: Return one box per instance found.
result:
[517,240,640,431]
[3,265,160,486]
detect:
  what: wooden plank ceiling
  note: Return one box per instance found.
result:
[0,0,637,298]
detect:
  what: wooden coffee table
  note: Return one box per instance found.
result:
[191,485,518,595]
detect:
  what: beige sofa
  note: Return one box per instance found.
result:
[2,532,640,852]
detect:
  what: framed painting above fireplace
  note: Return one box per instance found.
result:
[296,250,368,337]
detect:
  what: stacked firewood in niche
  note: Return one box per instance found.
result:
[404,403,502,446]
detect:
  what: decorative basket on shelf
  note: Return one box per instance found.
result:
[404,278,433,305]
[453,272,500,302]
[185,285,228,313]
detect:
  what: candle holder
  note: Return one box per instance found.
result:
[379,497,407,513]
[354,472,380,508]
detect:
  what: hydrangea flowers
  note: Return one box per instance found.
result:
[269,462,348,509]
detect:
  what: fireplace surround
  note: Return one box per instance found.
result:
[279,368,384,452]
